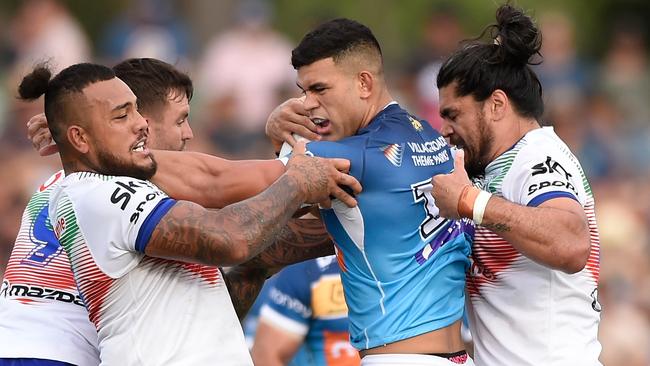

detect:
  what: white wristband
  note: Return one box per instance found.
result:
[473,190,492,225]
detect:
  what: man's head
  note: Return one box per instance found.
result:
[113,58,194,151]
[436,4,544,177]
[291,18,389,141]
[18,63,156,180]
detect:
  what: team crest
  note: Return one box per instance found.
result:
[381,143,404,167]
[409,117,423,131]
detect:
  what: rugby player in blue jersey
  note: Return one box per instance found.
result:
[266,18,474,366]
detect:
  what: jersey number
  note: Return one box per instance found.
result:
[411,179,447,241]
[22,205,63,267]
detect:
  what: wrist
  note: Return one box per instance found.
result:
[457,185,492,224]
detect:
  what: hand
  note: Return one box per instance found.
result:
[430,150,472,219]
[286,142,362,208]
[27,113,58,156]
[266,97,321,151]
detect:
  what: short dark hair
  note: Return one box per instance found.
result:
[437,4,544,119]
[291,18,382,69]
[113,58,193,117]
[17,62,115,144]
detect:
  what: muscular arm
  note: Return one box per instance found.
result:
[150,150,286,208]
[242,218,333,269]
[252,320,304,366]
[480,196,590,273]
[146,173,305,267]
[224,218,333,318]
[222,266,270,320]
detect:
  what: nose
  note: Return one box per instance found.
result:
[134,110,148,133]
[439,120,453,138]
[181,121,194,142]
[303,92,319,111]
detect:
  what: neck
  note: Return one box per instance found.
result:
[488,116,540,162]
[359,88,394,130]
[60,153,96,176]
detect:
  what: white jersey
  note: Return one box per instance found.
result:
[48,172,253,365]
[467,127,602,366]
[0,170,100,365]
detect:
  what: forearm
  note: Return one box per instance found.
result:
[223,266,269,320]
[151,150,285,208]
[148,174,305,267]
[480,196,590,273]
[242,218,334,269]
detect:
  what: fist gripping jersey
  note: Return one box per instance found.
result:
[0,170,100,365]
[467,127,602,366]
[305,103,474,350]
[48,172,252,365]
[260,256,359,366]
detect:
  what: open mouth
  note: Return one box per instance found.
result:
[311,117,331,134]
[132,139,146,152]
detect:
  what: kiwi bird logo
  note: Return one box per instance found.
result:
[381,143,403,167]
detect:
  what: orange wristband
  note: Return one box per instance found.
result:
[457,185,480,219]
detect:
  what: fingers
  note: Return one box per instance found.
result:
[27,113,48,140]
[453,149,465,172]
[334,171,362,196]
[329,158,351,174]
[293,141,307,155]
[286,123,321,143]
[328,185,357,208]
[39,143,59,156]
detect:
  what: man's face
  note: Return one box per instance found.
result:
[146,92,193,151]
[438,83,495,178]
[297,58,365,141]
[80,77,156,180]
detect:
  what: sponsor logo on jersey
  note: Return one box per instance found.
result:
[323,330,359,365]
[406,136,451,167]
[110,180,164,224]
[311,275,348,318]
[381,143,403,167]
[528,156,577,195]
[1,280,85,306]
[269,287,312,318]
[409,116,423,131]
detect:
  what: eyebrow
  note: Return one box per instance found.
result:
[111,101,132,112]
[440,107,454,119]
[296,82,328,92]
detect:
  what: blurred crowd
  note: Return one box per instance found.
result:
[0,0,648,365]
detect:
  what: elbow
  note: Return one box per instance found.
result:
[558,231,591,275]
[226,239,252,266]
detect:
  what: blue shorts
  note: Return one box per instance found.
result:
[0,359,74,366]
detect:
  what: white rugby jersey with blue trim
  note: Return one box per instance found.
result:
[48,172,252,365]
[0,170,100,365]
[467,127,602,366]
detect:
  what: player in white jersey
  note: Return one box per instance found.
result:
[1,58,289,366]
[16,62,360,365]
[8,61,349,365]
[430,5,601,366]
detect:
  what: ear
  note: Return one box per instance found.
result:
[488,89,509,121]
[67,125,90,154]
[358,71,373,99]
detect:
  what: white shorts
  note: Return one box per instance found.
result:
[361,353,475,366]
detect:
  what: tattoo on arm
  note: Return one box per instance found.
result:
[148,174,304,267]
[481,222,512,232]
[242,218,334,269]
[223,266,268,320]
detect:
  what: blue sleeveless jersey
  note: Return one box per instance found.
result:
[305,103,473,350]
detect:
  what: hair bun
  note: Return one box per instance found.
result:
[18,64,52,100]
[494,4,541,66]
